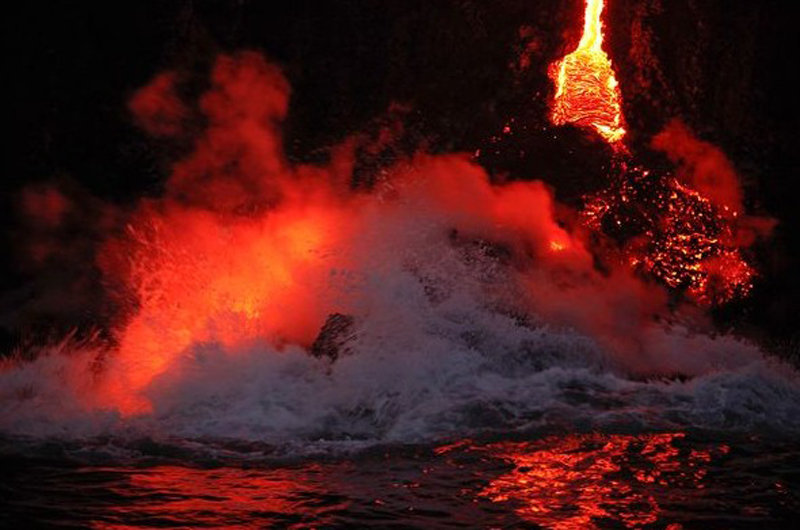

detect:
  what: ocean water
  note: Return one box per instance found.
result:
[2,433,798,528]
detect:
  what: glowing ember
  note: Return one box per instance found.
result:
[549,0,626,144]
[583,165,755,304]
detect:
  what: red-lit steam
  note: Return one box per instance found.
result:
[101,54,347,412]
[167,54,291,210]
[97,52,600,414]
[20,186,71,229]
[129,72,187,138]
[652,119,743,214]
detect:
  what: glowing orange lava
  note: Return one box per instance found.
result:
[582,163,758,305]
[96,50,587,417]
[549,0,626,144]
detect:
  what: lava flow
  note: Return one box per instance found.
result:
[549,0,626,144]
[581,162,758,305]
[546,0,768,304]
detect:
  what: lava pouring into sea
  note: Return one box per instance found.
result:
[546,0,769,306]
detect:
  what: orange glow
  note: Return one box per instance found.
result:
[100,195,359,414]
[478,433,726,529]
[582,164,757,305]
[549,0,626,144]
[91,53,370,414]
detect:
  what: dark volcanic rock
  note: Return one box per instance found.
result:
[310,313,357,362]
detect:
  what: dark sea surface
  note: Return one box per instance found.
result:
[2,432,798,529]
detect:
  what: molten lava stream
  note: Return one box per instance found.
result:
[549,0,626,145]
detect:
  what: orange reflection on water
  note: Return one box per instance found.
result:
[92,464,347,529]
[478,433,726,529]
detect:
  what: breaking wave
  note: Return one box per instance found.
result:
[2,239,798,460]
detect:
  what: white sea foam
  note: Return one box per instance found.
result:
[1,244,798,450]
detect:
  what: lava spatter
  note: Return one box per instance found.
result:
[582,164,755,305]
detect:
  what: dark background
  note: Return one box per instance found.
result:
[3,0,799,354]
